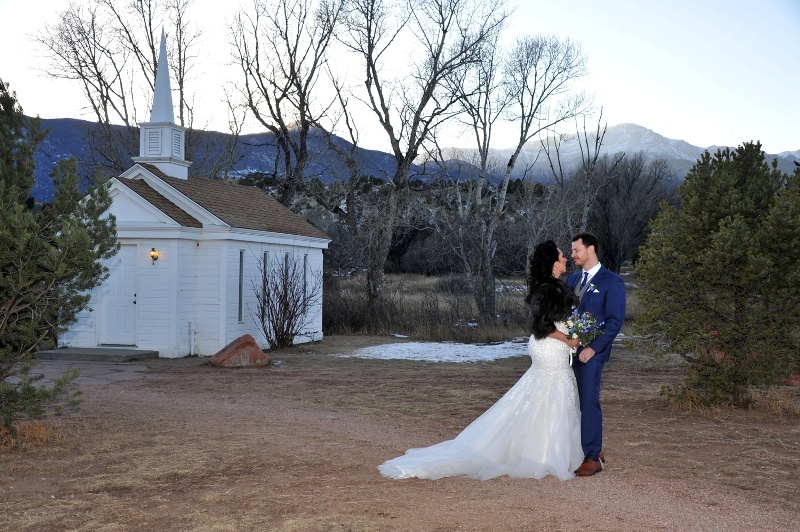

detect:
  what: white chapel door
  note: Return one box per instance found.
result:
[100,245,138,345]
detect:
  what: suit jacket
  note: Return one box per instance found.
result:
[567,267,626,363]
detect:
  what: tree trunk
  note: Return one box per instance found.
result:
[477,254,497,324]
[472,217,497,324]
[365,185,399,309]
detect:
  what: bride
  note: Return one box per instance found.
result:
[378,240,584,481]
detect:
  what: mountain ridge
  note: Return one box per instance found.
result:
[28,118,799,202]
[482,123,798,180]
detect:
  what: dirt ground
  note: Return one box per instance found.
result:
[2,335,799,531]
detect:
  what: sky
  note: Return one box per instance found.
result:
[1,0,798,154]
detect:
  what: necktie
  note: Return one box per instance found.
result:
[579,271,589,289]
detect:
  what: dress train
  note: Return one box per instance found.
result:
[379,327,583,481]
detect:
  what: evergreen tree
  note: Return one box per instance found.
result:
[636,142,798,405]
[0,79,119,433]
[755,163,800,375]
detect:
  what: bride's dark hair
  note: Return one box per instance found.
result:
[525,240,577,339]
[526,240,559,293]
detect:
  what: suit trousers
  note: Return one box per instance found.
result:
[573,358,604,460]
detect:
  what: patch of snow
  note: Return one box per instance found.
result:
[339,339,529,363]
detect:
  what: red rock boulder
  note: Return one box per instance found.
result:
[209,334,269,367]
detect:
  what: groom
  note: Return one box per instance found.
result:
[568,233,626,477]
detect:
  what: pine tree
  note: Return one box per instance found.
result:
[0,79,119,433]
[636,142,798,405]
[755,164,800,378]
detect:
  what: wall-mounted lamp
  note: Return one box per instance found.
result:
[149,247,159,265]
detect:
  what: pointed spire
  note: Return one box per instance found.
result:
[133,26,190,179]
[150,28,174,123]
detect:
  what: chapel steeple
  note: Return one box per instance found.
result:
[132,28,191,179]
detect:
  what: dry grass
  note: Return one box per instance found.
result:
[325,273,528,342]
[0,419,67,449]
[330,269,641,341]
[751,386,800,417]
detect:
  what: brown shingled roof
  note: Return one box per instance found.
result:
[137,164,329,240]
[120,178,202,228]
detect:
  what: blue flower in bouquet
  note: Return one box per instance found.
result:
[565,307,604,351]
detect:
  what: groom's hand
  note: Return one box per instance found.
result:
[579,347,595,363]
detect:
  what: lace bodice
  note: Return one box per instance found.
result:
[528,321,573,372]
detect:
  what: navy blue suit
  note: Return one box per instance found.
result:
[567,267,626,461]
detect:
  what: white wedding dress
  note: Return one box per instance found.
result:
[379,323,583,481]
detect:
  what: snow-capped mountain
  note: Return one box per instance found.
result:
[487,123,798,180]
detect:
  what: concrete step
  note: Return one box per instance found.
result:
[35,347,159,362]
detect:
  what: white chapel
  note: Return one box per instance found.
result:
[60,31,330,357]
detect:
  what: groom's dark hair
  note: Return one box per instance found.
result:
[573,232,600,255]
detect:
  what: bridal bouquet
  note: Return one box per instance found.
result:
[566,308,604,351]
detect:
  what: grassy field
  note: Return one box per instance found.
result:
[325,268,642,342]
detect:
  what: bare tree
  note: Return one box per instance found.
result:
[340,0,507,310]
[541,112,623,235]
[523,110,627,274]
[37,2,138,171]
[503,35,590,178]
[36,0,202,173]
[589,153,678,272]
[251,253,323,348]
[429,33,589,323]
[519,179,574,262]
[428,146,508,323]
[310,66,438,285]
[426,30,508,323]
[230,0,346,205]
[309,72,365,226]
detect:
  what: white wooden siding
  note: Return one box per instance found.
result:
[193,241,222,356]
[58,289,99,346]
[61,236,327,357]
[174,239,198,356]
